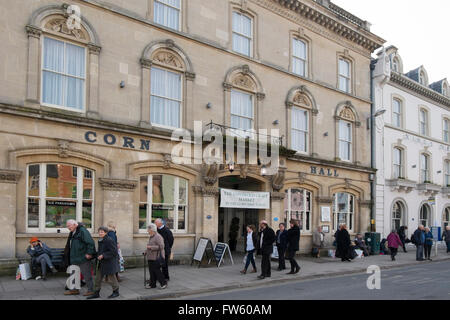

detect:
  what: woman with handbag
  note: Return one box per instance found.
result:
[146,223,167,289]
[240,225,258,274]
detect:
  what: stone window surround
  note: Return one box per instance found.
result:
[332,192,355,232]
[289,30,313,79]
[139,39,195,131]
[284,188,313,233]
[334,101,361,165]
[336,51,355,95]
[25,5,101,119]
[147,0,188,33]
[418,200,432,227]
[285,86,318,157]
[229,2,259,60]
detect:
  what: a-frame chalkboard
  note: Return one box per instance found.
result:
[191,237,217,267]
[214,242,234,267]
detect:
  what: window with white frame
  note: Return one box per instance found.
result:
[338,58,351,93]
[27,164,94,232]
[444,118,450,143]
[420,153,430,183]
[392,99,402,128]
[392,201,404,231]
[41,37,86,111]
[419,109,428,136]
[339,120,352,161]
[139,174,187,232]
[291,107,308,153]
[153,0,181,30]
[445,160,450,187]
[232,12,252,57]
[420,204,430,227]
[150,66,182,128]
[393,147,404,179]
[284,188,311,232]
[292,38,307,77]
[230,89,254,138]
[443,207,450,229]
[333,193,354,231]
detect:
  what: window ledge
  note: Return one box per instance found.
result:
[386,179,416,193]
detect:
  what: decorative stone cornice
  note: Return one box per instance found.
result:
[271,192,286,201]
[416,183,441,197]
[0,169,22,184]
[87,43,101,55]
[254,0,384,53]
[140,58,153,69]
[223,82,233,91]
[25,25,42,39]
[385,179,416,193]
[390,72,450,108]
[192,185,220,197]
[99,178,138,191]
[256,92,266,101]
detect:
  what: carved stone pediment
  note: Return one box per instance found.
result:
[232,74,256,91]
[339,106,355,122]
[44,18,88,41]
[151,50,184,70]
[293,93,311,107]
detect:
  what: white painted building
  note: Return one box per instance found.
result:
[373,46,450,239]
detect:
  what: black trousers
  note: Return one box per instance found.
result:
[148,260,166,287]
[287,250,299,271]
[162,250,170,280]
[400,239,407,252]
[424,244,432,259]
[389,247,398,260]
[277,245,286,269]
[261,253,271,277]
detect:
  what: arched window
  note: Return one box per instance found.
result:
[393,147,404,179]
[420,153,430,183]
[443,207,450,229]
[392,57,399,72]
[284,189,311,232]
[26,163,94,232]
[139,174,188,232]
[420,204,430,227]
[392,98,402,128]
[335,103,359,163]
[333,193,354,231]
[392,201,404,231]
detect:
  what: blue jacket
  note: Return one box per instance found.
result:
[424,231,434,246]
[275,229,288,250]
[413,229,425,245]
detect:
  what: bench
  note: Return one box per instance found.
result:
[31,248,65,277]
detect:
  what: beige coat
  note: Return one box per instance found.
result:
[146,232,165,261]
[312,231,325,249]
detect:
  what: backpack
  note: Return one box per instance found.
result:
[411,233,417,245]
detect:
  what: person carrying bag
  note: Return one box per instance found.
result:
[145,223,167,289]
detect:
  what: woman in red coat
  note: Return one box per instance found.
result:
[387,229,403,261]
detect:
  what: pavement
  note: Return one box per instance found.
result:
[1,243,449,300]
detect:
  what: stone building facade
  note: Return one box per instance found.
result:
[374,46,450,238]
[0,0,384,265]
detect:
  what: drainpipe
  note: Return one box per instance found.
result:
[370,59,377,233]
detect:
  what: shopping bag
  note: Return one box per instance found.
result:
[18,263,32,280]
[15,267,21,280]
[118,248,125,273]
[328,249,335,258]
[242,254,247,265]
[355,249,363,259]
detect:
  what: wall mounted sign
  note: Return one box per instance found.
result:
[220,188,270,209]
[310,166,339,177]
[322,225,330,233]
[84,131,151,151]
[321,206,331,222]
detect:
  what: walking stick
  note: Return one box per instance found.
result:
[143,252,147,288]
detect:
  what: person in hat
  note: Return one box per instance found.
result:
[257,220,275,280]
[27,237,57,280]
[86,227,120,299]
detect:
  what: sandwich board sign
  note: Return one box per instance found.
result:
[214,242,234,267]
[192,238,217,267]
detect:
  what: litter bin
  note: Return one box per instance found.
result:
[365,232,381,255]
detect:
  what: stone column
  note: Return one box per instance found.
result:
[0,170,22,259]
[184,72,196,129]
[140,59,152,129]
[25,25,41,106]
[317,196,333,245]
[87,44,101,119]
[359,200,372,233]
[196,186,219,242]
[99,178,138,257]
[270,192,285,230]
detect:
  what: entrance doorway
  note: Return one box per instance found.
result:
[218,176,265,253]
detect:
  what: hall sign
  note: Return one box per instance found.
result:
[84,131,151,151]
[220,188,270,209]
[310,166,339,177]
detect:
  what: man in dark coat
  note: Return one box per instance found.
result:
[275,223,288,271]
[64,220,96,296]
[397,226,408,253]
[286,220,301,274]
[336,224,352,262]
[413,225,425,261]
[155,218,174,281]
[257,220,275,279]
[87,226,119,299]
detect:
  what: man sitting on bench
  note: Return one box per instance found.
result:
[27,237,57,280]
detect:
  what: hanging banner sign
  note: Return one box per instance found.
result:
[220,188,270,209]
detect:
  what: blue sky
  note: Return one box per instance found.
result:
[332,0,450,83]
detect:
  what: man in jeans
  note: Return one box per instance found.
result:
[64,220,96,296]
[413,225,425,261]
